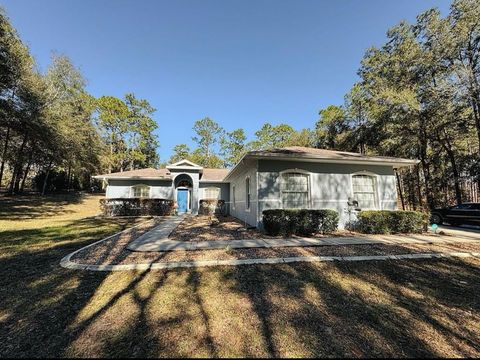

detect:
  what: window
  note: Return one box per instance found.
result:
[131,185,150,198]
[352,175,377,209]
[281,172,309,209]
[204,187,220,200]
[245,177,251,210]
[232,185,236,209]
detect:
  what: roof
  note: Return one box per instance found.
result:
[224,146,419,180]
[93,167,230,181]
[247,146,419,164]
[201,168,230,182]
[93,168,171,180]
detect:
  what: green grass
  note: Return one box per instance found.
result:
[0,193,479,357]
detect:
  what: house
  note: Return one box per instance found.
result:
[93,146,418,228]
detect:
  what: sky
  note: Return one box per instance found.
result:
[2,0,452,162]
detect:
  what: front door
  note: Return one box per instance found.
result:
[177,189,188,213]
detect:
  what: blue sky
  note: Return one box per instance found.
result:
[2,0,451,162]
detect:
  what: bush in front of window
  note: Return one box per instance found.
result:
[199,200,226,215]
[262,209,339,236]
[356,210,428,234]
[100,199,174,216]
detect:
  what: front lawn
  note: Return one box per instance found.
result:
[0,194,479,357]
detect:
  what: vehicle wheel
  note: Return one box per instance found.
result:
[430,213,443,225]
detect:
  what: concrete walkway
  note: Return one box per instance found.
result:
[127,215,185,251]
[127,217,480,252]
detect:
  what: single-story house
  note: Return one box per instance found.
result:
[93,146,419,228]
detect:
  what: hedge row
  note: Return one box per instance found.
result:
[356,210,428,234]
[100,198,174,216]
[262,209,339,236]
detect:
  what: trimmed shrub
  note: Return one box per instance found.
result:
[262,209,339,236]
[100,198,174,216]
[356,210,428,234]
[199,200,227,215]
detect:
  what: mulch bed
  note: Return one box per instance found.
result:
[168,215,354,242]
[70,216,480,266]
[168,215,267,241]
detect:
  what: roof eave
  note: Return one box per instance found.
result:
[92,176,172,180]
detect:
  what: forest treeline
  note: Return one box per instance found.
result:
[0,9,159,194]
[1,0,479,210]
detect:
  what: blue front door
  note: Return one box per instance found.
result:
[177,189,188,213]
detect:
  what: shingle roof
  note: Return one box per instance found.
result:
[93,168,171,179]
[247,146,419,164]
[93,167,230,181]
[201,168,230,181]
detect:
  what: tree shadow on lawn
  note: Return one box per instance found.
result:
[219,257,480,357]
[0,217,137,252]
[0,193,86,220]
[1,219,480,358]
[0,217,145,357]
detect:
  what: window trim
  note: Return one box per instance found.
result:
[279,169,311,209]
[130,184,151,199]
[350,172,380,210]
[245,176,251,212]
[232,185,236,210]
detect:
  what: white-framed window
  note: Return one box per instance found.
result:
[131,184,150,198]
[232,185,236,209]
[352,174,377,209]
[281,172,310,209]
[204,187,220,200]
[245,177,251,210]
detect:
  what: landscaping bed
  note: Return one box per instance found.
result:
[70,231,480,266]
[168,215,268,241]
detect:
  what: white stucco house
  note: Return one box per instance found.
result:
[93,146,419,228]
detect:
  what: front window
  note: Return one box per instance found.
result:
[131,185,150,198]
[352,175,377,209]
[204,187,220,200]
[281,172,309,209]
[232,185,236,208]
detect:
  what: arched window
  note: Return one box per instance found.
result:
[352,174,377,209]
[281,172,309,209]
[131,184,150,198]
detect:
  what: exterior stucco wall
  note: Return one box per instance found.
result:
[228,159,258,227]
[106,179,173,199]
[257,160,398,229]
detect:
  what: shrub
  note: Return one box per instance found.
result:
[356,210,428,234]
[100,198,174,216]
[262,209,339,236]
[199,200,226,215]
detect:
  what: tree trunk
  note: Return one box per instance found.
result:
[20,159,32,193]
[0,126,10,188]
[66,165,71,191]
[395,169,405,210]
[42,160,53,196]
[9,133,28,194]
[440,136,462,205]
